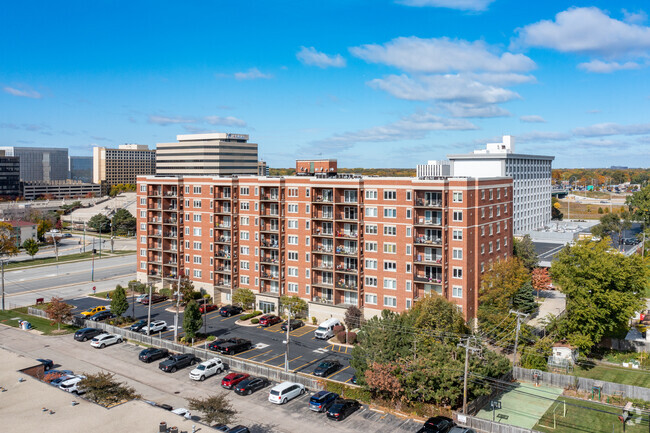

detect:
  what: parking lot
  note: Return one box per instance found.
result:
[69,295,355,383]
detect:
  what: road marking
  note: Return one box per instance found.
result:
[233,347,256,356]
[327,365,349,379]
[290,328,313,337]
[274,355,302,367]
[247,349,272,360]
[254,343,270,349]
[292,358,321,373]
[344,377,353,383]
[262,353,285,364]
[5,273,136,297]
[313,347,329,354]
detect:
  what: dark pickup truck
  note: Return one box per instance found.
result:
[159,354,201,373]
[217,338,253,355]
[141,294,168,305]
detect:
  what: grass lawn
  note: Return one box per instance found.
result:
[574,363,650,388]
[535,397,649,433]
[0,309,77,335]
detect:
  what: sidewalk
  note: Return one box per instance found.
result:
[528,289,566,328]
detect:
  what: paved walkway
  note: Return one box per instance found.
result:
[528,290,566,329]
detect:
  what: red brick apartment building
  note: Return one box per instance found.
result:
[136,169,512,322]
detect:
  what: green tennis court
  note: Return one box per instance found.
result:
[476,382,564,429]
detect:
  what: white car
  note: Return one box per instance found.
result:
[268,381,305,404]
[135,294,148,303]
[189,357,224,381]
[90,333,123,348]
[171,408,192,419]
[140,320,167,334]
[59,375,86,394]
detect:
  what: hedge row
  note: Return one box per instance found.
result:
[240,310,263,321]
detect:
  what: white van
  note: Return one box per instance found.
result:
[314,318,342,340]
[268,381,305,404]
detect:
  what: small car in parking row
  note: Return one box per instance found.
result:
[59,375,86,394]
[326,399,361,421]
[140,320,167,334]
[234,377,269,395]
[159,354,201,373]
[280,319,304,331]
[141,294,168,305]
[74,327,104,342]
[313,359,342,377]
[268,381,305,404]
[80,305,107,317]
[309,391,339,412]
[90,333,123,348]
[199,303,219,313]
[258,314,282,327]
[36,358,54,371]
[219,305,243,317]
[221,372,250,389]
[416,416,456,433]
[129,319,148,332]
[139,347,170,363]
[217,338,252,355]
[189,358,224,381]
[88,311,116,322]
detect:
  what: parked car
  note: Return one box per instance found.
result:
[622,237,639,245]
[139,347,170,363]
[309,390,339,412]
[314,318,342,340]
[416,416,455,433]
[50,374,77,387]
[140,320,167,334]
[281,319,304,331]
[351,374,357,385]
[129,319,148,332]
[59,375,86,394]
[90,333,123,348]
[88,311,116,322]
[135,294,148,303]
[159,354,201,373]
[326,399,361,421]
[227,427,250,433]
[268,381,305,404]
[199,303,219,313]
[80,305,107,317]
[259,314,282,327]
[217,338,252,355]
[234,377,269,395]
[208,338,235,352]
[74,327,104,342]
[221,372,250,390]
[219,305,243,317]
[313,359,342,377]
[189,358,224,381]
[36,358,53,371]
[449,428,476,433]
[141,294,168,305]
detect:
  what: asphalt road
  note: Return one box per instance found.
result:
[4,255,136,295]
[0,325,422,433]
[10,234,136,263]
[68,296,355,383]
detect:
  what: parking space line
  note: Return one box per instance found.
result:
[261,353,285,364]
[247,349,272,360]
[344,377,353,383]
[290,328,313,337]
[292,358,320,373]
[327,365,349,379]
[232,346,256,356]
[274,355,302,367]
[221,314,241,322]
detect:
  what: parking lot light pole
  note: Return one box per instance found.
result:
[284,306,292,373]
[146,283,153,335]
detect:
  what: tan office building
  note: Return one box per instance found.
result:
[155,133,258,176]
[93,144,156,192]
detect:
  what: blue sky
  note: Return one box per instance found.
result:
[2,0,650,168]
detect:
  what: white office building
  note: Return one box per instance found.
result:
[447,136,554,234]
[416,160,451,178]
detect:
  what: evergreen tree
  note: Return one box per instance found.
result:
[183,300,203,340]
[110,285,129,317]
[513,280,536,314]
[22,238,39,258]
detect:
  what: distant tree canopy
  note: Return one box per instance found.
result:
[109,184,136,197]
[552,168,650,186]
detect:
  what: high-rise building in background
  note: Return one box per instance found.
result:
[0,151,21,198]
[155,133,258,177]
[0,146,69,182]
[69,156,93,183]
[447,136,554,234]
[257,160,269,176]
[93,144,156,192]
[136,161,513,321]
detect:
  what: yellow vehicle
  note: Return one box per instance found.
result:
[80,306,107,317]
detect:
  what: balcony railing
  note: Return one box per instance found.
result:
[415,236,442,245]
[416,219,442,226]
[313,195,333,203]
[313,246,334,253]
[415,199,443,207]
[336,231,358,238]
[216,237,232,243]
[261,240,280,248]
[312,296,334,305]
[336,265,358,273]
[336,281,358,290]
[335,247,357,255]
[216,251,232,259]
[414,275,442,283]
[313,229,333,236]
[314,280,334,287]
[415,256,443,264]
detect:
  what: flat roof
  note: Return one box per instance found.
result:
[447,152,555,160]
[176,133,249,141]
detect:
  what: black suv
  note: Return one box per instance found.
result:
[416,416,455,433]
[139,347,169,363]
[313,359,342,377]
[326,399,361,421]
[208,338,235,352]
[219,305,243,317]
[88,311,116,322]
[74,327,103,342]
[159,354,201,373]
[218,338,252,355]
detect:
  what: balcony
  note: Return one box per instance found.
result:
[313,280,334,288]
[215,222,231,228]
[414,236,442,246]
[313,264,333,271]
[312,229,333,237]
[335,281,358,290]
[414,275,442,284]
[415,198,442,208]
[261,240,280,249]
[312,195,333,203]
[335,265,358,274]
[260,224,280,232]
[260,194,279,201]
[215,193,231,200]
[260,273,280,280]
[148,203,162,210]
[164,191,177,197]
[215,236,232,244]
[313,213,334,220]
[163,218,178,224]
[336,231,358,238]
[151,230,162,237]
[335,247,357,256]
[313,246,334,254]
[163,232,178,238]
[149,190,162,197]
[414,256,443,265]
[312,296,334,305]
[335,214,358,222]
[215,266,232,274]
[260,256,281,265]
[215,208,232,215]
[215,281,232,289]
[414,218,442,227]
[216,251,232,259]
[148,257,162,264]
[149,243,162,250]
[148,217,161,224]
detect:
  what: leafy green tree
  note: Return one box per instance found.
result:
[551,197,563,220]
[279,295,308,317]
[519,336,554,371]
[37,219,53,241]
[551,239,648,351]
[109,184,136,197]
[188,394,237,426]
[111,209,136,235]
[88,214,111,233]
[110,285,129,317]
[183,300,203,340]
[174,278,199,306]
[512,280,537,314]
[591,212,632,245]
[232,288,255,310]
[410,294,469,338]
[80,372,140,407]
[22,238,39,258]
[44,297,74,330]
[513,234,539,270]
[626,183,650,226]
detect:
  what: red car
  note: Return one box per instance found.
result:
[259,314,282,327]
[199,304,219,313]
[221,372,250,389]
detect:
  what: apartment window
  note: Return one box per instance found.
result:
[481,244,485,254]
[305,237,310,246]
[193,270,202,278]
[365,277,377,287]
[489,207,493,218]
[384,208,397,218]
[140,185,146,192]
[140,198,145,205]
[193,228,202,236]
[497,239,501,251]
[241,216,249,225]
[241,261,250,270]
[406,227,412,237]
[497,189,501,199]
[254,202,258,211]
[497,206,501,217]
[504,204,508,214]
[254,187,258,196]
[305,269,310,278]
[365,241,378,252]
[452,286,463,298]
[240,202,249,210]
[481,208,485,218]
[406,209,412,219]
[140,262,146,270]
[241,246,249,255]
[489,224,494,236]
[305,285,310,294]
[504,236,508,247]
[406,281,412,292]
[406,299,412,309]
[305,221,310,229]
[255,247,259,256]
[481,226,485,236]
[365,293,377,305]
[481,262,485,273]
[453,248,463,259]
[453,192,463,202]
[240,275,250,284]
[406,244,411,254]
[365,259,377,269]
[185,254,190,262]
[489,242,493,253]
[365,207,378,217]
[288,188,298,197]
[383,243,397,254]
[406,191,412,201]
[288,235,298,245]
[383,296,397,307]
[288,283,299,293]
[193,256,202,264]
[305,188,310,197]
[288,204,298,213]
[344,190,357,202]
[481,190,485,199]
[240,231,249,240]
[452,229,463,240]
[383,226,396,236]
[452,267,463,279]
[240,187,249,195]
[489,189,493,200]
[140,248,145,257]
[140,236,145,244]
[453,211,463,222]
[383,278,397,289]
[365,224,378,235]
[185,241,189,249]
[193,186,202,194]
[305,253,310,262]
[384,190,397,200]
[193,200,201,208]
[193,214,201,222]
[497,222,501,234]
[365,190,377,200]
[288,219,298,229]
[254,217,258,226]
[288,251,298,261]
[140,223,146,231]
[383,261,397,271]
[193,241,201,250]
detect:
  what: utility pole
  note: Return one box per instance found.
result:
[174,274,181,342]
[146,283,153,335]
[91,238,95,282]
[510,310,528,367]
[284,305,292,373]
[110,219,114,253]
[83,221,86,253]
[458,336,482,414]
[1,260,5,311]
[99,226,102,258]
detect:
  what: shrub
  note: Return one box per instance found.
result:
[312,316,318,325]
[160,288,172,298]
[240,311,263,321]
[347,332,357,344]
[336,330,347,343]
[251,318,260,324]
[333,324,345,335]
[206,335,216,342]
[598,207,604,214]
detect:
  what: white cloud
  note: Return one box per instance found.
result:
[350,37,535,73]
[515,7,650,58]
[396,0,495,12]
[3,86,42,99]
[577,59,641,73]
[468,72,536,86]
[148,115,195,126]
[573,122,650,137]
[441,102,510,118]
[520,115,546,123]
[516,131,571,143]
[368,73,520,104]
[204,116,247,127]
[296,47,346,68]
[233,68,273,80]
[622,9,647,25]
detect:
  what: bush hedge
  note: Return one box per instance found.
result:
[240,310,263,321]
[251,318,260,324]
[332,324,345,335]
[206,335,216,341]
